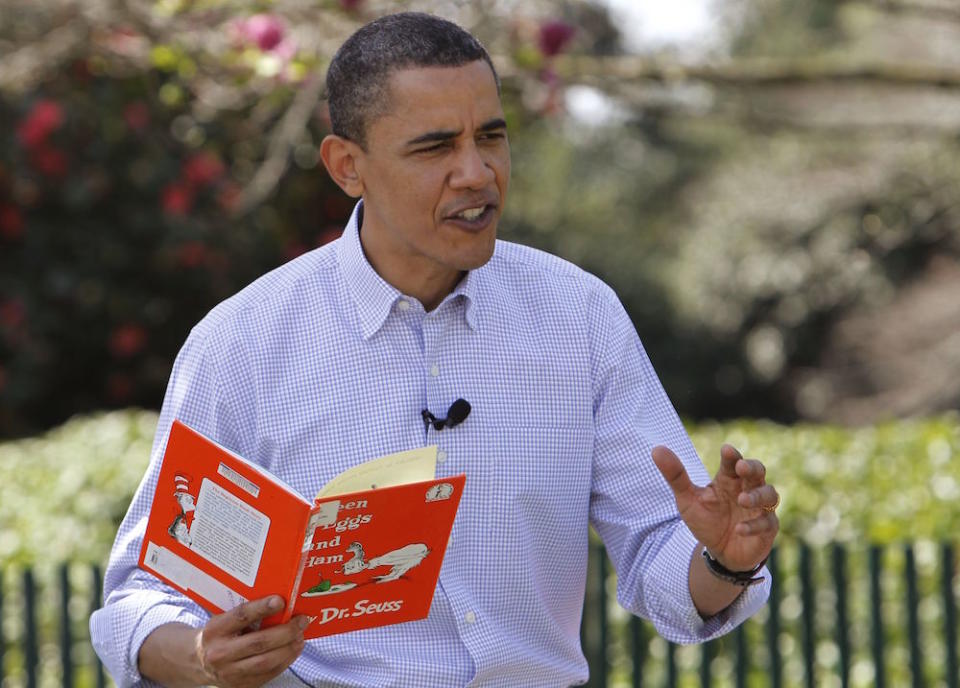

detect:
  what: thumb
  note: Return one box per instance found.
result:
[651,445,695,500]
[206,595,284,637]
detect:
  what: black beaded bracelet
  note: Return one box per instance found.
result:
[701,548,767,588]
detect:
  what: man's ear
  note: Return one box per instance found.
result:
[319,134,364,198]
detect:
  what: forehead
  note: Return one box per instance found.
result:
[371,61,503,139]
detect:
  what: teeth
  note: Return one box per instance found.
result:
[456,206,485,221]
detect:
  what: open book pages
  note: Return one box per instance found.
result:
[315,445,438,499]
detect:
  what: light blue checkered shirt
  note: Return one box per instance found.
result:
[91,202,769,687]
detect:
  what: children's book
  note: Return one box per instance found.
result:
[138,419,465,637]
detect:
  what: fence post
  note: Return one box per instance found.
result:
[666,642,677,688]
[734,623,747,688]
[24,568,39,688]
[60,564,73,688]
[831,544,850,688]
[581,542,607,687]
[597,550,608,687]
[943,543,958,688]
[699,639,713,688]
[904,545,923,688]
[869,545,886,688]
[0,567,4,682]
[799,543,815,688]
[630,614,646,688]
[91,564,105,688]
[766,547,782,688]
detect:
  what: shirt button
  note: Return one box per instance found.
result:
[430,364,440,377]
[464,611,476,624]
[437,450,448,463]
[397,300,411,311]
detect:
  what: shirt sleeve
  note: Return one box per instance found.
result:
[587,284,770,643]
[89,326,249,687]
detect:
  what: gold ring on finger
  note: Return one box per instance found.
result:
[763,493,780,513]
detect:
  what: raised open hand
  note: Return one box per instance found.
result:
[652,444,779,572]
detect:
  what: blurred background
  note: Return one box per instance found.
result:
[3,0,959,439]
[1,0,959,686]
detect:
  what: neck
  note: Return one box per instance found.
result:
[356,210,463,311]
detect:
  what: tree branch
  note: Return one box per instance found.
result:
[535,55,960,90]
[841,0,960,23]
[231,72,325,217]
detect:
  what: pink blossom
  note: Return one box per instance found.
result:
[239,14,286,52]
[176,242,209,268]
[0,204,23,240]
[538,20,576,57]
[0,300,25,330]
[109,324,148,358]
[17,99,65,149]
[106,372,133,402]
[183,152,225,187]
[123,102,151,132]
[29,146,68,178]
[161,183,194,216]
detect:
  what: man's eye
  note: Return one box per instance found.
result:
[479,132,505,142]
[415,142,449,154]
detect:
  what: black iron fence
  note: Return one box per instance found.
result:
[1,540,957,687]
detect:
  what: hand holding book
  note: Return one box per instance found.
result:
[138,420,464,638]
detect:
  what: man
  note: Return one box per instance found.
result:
[91,12,779,687]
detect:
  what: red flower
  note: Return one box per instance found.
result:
[17,100,65,149]
[0,300,25,330]
[317,226,342,246]
[124,102,151,132]
[217,182,242,213]
[29,146,69,178]
[162,183,194,216]
[176,241,209,268]
[0,204,23,240]
[106,372,133,402]
[239,14,286,52]
[538,20,576,57]
[284,241,308,260]
[339,0,363,10]
[109,324,148,358]
[183,152,225,187]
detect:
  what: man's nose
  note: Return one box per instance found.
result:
[449,142,495,189]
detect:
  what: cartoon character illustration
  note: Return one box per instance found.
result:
[425,482,454,502]
[338,541,430,582]
[167,473,197,546]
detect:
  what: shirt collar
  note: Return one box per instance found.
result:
[336,201,481,339]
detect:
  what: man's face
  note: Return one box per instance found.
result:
[351,60,510,303]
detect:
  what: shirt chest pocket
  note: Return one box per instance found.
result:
[483,424,593,527]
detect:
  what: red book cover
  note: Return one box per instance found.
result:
[138,420,463,638]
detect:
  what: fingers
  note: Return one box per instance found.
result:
[221,638,305,685]
[651,445,695,499]
[718,444,742,478]
[206,616,309,665]
[198,613,308,688]
[206,596,284,637]
[735,511,780,537]
[737,483,779,511]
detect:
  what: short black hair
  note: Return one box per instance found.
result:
[326,12,500,148]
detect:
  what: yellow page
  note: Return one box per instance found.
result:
[316,445,438,499]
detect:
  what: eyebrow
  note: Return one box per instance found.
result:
[405,118,508,147]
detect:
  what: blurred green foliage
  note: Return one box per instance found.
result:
[1,409,957,566]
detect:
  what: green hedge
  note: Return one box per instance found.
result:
[1,410,958,565]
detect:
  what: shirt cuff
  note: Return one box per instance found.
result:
[645,524,771,644]
[90,590,208,688]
